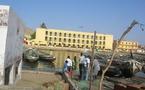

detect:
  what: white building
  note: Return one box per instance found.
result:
[0,5,25,85]
[137,49,145,53]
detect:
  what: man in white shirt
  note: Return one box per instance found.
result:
[84,55,90,80]
[64,56,73,78]
[65,56,72,71]
[79,53,85,80]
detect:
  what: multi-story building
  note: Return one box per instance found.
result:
[32,28,113,50]
[113,40,138,52]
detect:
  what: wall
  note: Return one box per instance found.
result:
[35,28,113,50]
[0,5,9,85]
[36,28,46,42]
[0,5,25,85]
[105,35,113,50]
[113,40,138,52]
[5,6,25,68]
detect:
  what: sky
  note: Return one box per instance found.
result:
[0,0,145,45]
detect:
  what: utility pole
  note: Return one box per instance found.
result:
[89,31,96,90]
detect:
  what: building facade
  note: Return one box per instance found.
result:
[32,28,113,50]
[0,5,25,85]
[113,40,138,52]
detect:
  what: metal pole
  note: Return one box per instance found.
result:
[89,31,96,90]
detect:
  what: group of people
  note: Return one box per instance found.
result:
[63,53,100,81]
[63,56,78,77]
[79,53,100,80]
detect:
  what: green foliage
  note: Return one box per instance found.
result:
[30,32,36,39]
[40,22,47,29]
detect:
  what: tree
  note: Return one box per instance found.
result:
[30,32,36,40]
[40,22,47,29]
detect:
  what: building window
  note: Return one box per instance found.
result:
[59,33,62,36]
[103,41,105,45]
[77,45,80,48]
[64,38,66,42]
[82,45,84,48]
[68,39,71,43]
[100,36,102,40]
[82,40,84,44]
[86,45,89,48]
[96,36,98,40]
[50,32,52,36]
[103,36,105,40]
[45,31,48,35]
[82,35,85,38]
[87,35,89,39]
[69,33,71,37]
[78,34,80,38]
[45,36,48,41]
[54,37,57,41]
[91,41,93,44]
[103,46,105,49]
[55,32,57,36]
[72,44,75,48]
[53,43,56,46]
[86,40,89,44]
[73,34,76,38]
[59,38,61,42]
[59,43,61,46]
[73,39,75,43]
[49,37,52,41]
[64,33,66,37]
[78,40,80,43]
[49,43,52,45]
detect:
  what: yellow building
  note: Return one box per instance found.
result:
[33,28,113,50]
[113,40,138,52]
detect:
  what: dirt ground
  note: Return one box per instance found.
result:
[0,70,69,90]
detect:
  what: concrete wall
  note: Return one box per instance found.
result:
[0,5,9,85]
[0,5,25,85]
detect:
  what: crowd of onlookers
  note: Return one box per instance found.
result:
[62,53,100,81]
[62,52,145,81]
